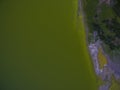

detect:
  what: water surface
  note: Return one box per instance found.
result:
[0,0,97,89]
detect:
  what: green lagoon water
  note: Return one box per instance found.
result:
[0,0,97,90]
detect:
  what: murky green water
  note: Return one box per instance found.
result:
[0,0,97,90]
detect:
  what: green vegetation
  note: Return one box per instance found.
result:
[83,0,120,62]
[98,47,107,69]
[110,76,120,90]
[83,0,120,89]
[83,0,98,33]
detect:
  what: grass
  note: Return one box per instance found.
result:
[110,76,120,90]
[98,47,107,69]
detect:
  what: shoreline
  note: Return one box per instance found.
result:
[78,0,98,75]
[78,0,99,77]
[77,0,120,89]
